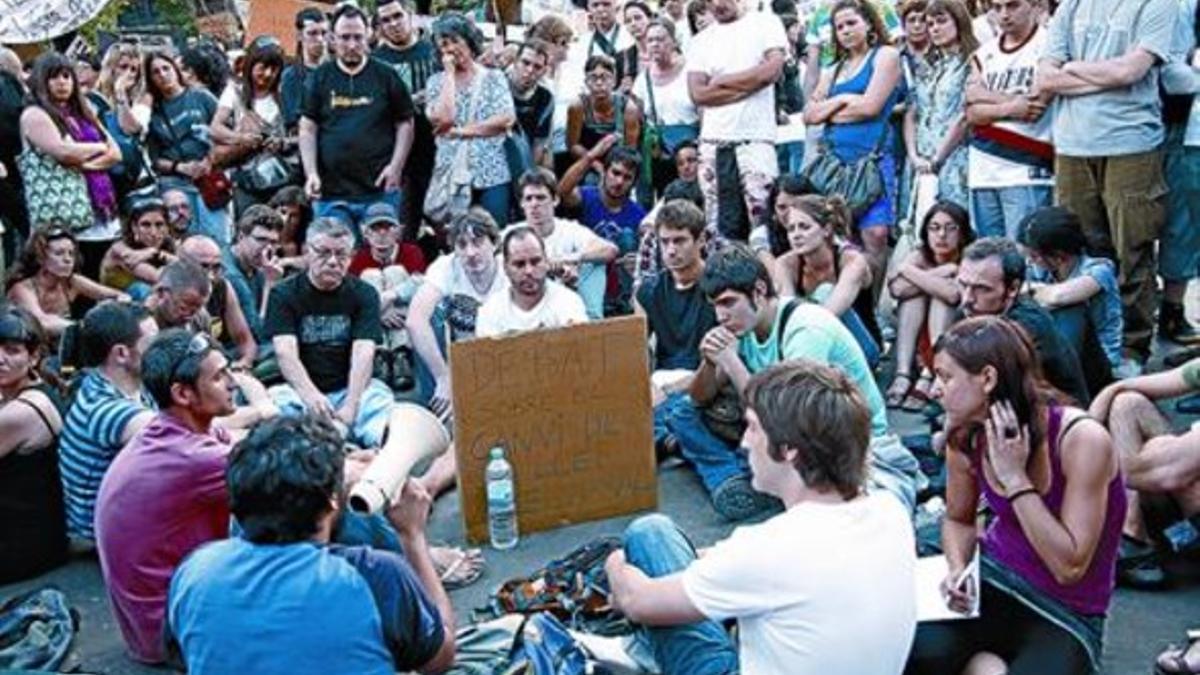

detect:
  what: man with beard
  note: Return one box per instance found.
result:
[300,4,415,236]
[476,226,588,337]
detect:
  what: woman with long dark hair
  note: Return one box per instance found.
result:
[906,315,1124,674]
[20,52,123,277]
[886,200,973,410]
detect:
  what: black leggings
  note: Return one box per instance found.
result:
[905,582,1094,675]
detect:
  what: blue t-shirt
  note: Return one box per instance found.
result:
[738,301,889,439]
[166,538,444,675]
[59,369,155,540]
[579,185,646,253]
[1028,255,1124,368]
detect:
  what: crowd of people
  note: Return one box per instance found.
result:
[0,0,1199,671]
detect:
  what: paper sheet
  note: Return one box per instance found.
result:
[915,550,980,622]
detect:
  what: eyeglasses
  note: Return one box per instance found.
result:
[586,71,614,83]
[169,332,214,383]
[310,246,352,261]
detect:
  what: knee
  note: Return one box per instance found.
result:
[624,513,679,549]
[1110,390,1154,423]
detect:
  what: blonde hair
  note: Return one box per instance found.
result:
[96,42,145,104]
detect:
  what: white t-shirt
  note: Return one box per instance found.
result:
[476,280,589,337]
[686,11,788,142]
[682,493,917,675]
[967,26,1055,189]
[217,83,282,128]
[423,254,509,340]
[506,219,607,261]
[633,68,700,126]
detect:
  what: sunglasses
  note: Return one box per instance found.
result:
[169,332,215,383]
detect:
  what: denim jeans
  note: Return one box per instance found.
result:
[163,179,232,245]
[653,391,688,449]
[776,141,805,176]
[1160,125,1200,282]
[666,397,747,495]
[269,378,397,447]
[810,283,880,369]
[473,184,511,227]
[622,514,738,675]
[315,190,404,242]
[577,262,607,320]
[969,185,1052,240]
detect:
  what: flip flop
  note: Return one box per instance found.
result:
[885,373,914,409]
[432,546,485,590]
[1156,632,1200,675]
[901,370,935,413]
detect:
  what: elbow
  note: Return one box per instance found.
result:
[1050,560,1088,586]
[421,633,456,674]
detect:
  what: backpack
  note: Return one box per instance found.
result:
[0,586,78,671]
[476,538,629,636]
[500,613,608,675]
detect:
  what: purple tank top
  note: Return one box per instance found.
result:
[972,405,1126,616]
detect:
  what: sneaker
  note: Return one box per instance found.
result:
[1117,535,1167,589]
[1113,358,1145,380]
[1177,393,1200,416]
[711,476,781,522]
[1161,303,1200,345]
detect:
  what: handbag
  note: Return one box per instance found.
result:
[424,74,485,226]
[237,153,294,194]
[18,147,94,232]
[643,76,697,157]
[801,50,888,218]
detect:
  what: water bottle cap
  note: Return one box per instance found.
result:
[489,447,504,460]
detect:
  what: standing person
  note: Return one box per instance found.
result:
[964,0,1053,240]
[803,0,904,96]
[903,0,977,210]
[425,13,518,226]
[616,1,655,92]
[634,17,700,196]
[906,316,1124,675]
[581,0,636,59]
[20,52,123,275]
[511,168,618,320]
[90,42,155,201]
[144,51,229,244]
[686,0,787,242]
[164,415,456,674]
[0,307,68,584]
[300,4,415,236]
[280,8,328,131]
[374,0,441,233]
[508,40,556,170]
[0,51,28,266]
[899,0,932,70]
[804,0,903,280]
[605,361,917,675]
[1037,0,1177,372]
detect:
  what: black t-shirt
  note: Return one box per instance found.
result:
[636,270,717,371]
[264,273,383,393]
[373,37,440,99]
[0,72,26,172]
[280,63,316,130]
[301,58,415,199]
[1005,296,1091,405]
[147,88,219,164]
[512,82,554,143]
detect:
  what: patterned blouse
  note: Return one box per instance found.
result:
[912,52,970,208]
[425,66,515,189]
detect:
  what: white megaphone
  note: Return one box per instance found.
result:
[348,403,452,513]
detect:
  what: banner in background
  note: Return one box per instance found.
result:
[0,0,113,44]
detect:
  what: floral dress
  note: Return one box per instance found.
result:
[912,52,969,208]
[425,66,515,189]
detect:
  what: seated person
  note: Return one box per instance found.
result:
[6,222,129,338]
[667,245,921,521]
[269,184,314,264]
[605,361,917,674]
[163,188,194,242]
[772,193,881,368]
[476,226,589,337]
[907,316,1124,675]
[0,307,68,583]
[560,136,647,312]
[632,177,707,288]
[1089,358,1200,589]
[957,237,1092,405]
[99,197,177,301]
[509,168,618,320]
[886,201,972,411]
[1020,206,1123,375]
[165,415,455,674]
[95,328,277,664]
[145,259,215,333]
[750,173,813,290]
[264,217,394,447]
[59,302,159,543]
[349,203,428,386]
[177,235,259,370]
[223,205,287,349]
[632,200,717,452]
[408,209,509,412]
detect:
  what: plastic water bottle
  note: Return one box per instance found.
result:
[486,447,519,550]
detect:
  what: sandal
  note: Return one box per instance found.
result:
[885,372,914,409]
[901,370,935,413]
[431,546,486,590]
[1156,631,1200,675]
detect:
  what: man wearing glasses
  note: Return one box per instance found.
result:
[178,235,260,371]
[264,217,395,448]
[299,4,416,237]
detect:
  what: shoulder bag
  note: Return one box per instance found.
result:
[18,143,94,232]
[425,73,484,226]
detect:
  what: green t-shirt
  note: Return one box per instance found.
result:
[1182,358,1200,390]
[804,0,903,67]
[737,301,890,438]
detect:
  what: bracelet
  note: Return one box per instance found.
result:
[1007,486,1039,503]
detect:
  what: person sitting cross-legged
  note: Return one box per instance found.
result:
[605,361,918,675]
[666,244,922,521]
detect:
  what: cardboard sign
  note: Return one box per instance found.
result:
[450,316,657,544]
[246,0,334,46]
